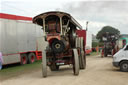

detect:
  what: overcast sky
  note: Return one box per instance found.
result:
[1,0,128,35]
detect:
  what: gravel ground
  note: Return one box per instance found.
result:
[1,55,128,85]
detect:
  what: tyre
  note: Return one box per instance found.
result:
[120,61,128,72]
[49,64,59,71]
[73,49,79,75]
[79,37,86,69]
[20,54,28,65]
[51,40,65,53]
[69,29,77,48]
[79,50,86,69]
[104,49,107,57]
[28,53,36,64]
[42,51,47,77]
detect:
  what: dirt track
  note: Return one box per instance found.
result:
[1,55,128,85]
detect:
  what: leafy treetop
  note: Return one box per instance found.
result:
[96,26,120,42]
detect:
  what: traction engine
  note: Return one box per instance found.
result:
[101,32,119,57]
[33,11,86,77]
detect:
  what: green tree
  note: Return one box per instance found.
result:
[96,26,120,42]
[92,42,104,47]
[92,42,99,47]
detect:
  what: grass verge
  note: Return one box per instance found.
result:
[0,60,41,81]
[87,52,100,56]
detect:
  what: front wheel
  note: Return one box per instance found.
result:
[42,51,47,78]
[120,61,128,72]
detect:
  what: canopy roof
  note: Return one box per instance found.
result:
[33,11,82,29]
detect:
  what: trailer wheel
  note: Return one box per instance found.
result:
[42,51,47,77]
[120,61,128,72]
[79,50,86,69]
[49,64,59,71]
[73,49,79,75]
[28,53,36,64]
[21,54,28,65]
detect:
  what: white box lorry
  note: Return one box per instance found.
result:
[113,44,128,72]
[0,13,43,67]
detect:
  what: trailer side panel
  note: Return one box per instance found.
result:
[0,18,42,65]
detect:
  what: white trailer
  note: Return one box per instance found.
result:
[85,31,92,54]
[0,13,43,67]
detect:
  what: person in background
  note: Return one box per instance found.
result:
[0,52,3,70]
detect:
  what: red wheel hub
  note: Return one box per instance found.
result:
[31,56,35,63]
[23,56,27,64]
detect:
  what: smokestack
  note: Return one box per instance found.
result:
[86,21,89,31]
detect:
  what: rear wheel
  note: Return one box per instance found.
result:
[104,48,108,57]
[79,50,86,69]
[28,53,36,64]
[73,49,79,75]
[21,54,28,65]
[79,37,86,69]
[120,61,128,72]
[105,54,107,57]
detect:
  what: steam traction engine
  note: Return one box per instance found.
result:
[101,32,119,57]
[33,11,86,77]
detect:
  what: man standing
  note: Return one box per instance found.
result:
[0,52,3,70]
